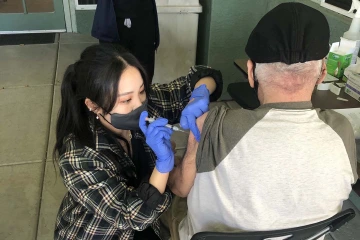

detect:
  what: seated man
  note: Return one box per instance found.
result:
[168,2,358,240]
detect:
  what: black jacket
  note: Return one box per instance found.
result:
[92,0,160,49]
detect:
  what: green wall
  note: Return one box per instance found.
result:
[197,0,353,99]
[76,10,95,34]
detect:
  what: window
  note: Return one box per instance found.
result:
[76,0,97,10]
[325,0,352,10]
[320,0,355,18]
[78,0,97,4]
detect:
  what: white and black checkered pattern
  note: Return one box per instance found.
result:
[54,66,223,240]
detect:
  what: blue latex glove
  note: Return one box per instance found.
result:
[139,111,174,173]
[180,84,210,142]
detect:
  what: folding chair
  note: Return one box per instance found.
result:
[191,208,355,240]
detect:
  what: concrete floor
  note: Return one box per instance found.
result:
[0,33,98,240]
[0,33,359,240]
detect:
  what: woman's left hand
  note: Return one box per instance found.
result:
[180,84,210,142]
[139,111,175,173]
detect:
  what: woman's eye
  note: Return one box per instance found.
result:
[140,90,145,94]
[121,99,131,104]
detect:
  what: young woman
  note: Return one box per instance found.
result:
[53,44,222,240]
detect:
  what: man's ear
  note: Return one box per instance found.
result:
[316,59,327,85]
[247,60,255,88]
[84,98,101,114]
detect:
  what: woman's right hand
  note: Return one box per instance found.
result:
[139,111,174,173]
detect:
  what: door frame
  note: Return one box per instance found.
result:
[63,0,74,32]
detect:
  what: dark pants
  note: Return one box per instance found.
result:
[134,227,160,240]
[100,13,156,84]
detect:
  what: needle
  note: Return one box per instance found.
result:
[146,118,186,132]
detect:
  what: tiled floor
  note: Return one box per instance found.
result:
[0,33,359,240]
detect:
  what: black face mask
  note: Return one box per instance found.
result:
[253,61,259,95]
[254,79,259,95]
[101,99,148,130]
[251,61,260,109]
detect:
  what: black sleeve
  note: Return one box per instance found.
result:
[189,66,223,102]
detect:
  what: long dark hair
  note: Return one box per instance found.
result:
[53,44,149,160]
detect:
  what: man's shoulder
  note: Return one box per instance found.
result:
[315,108,353,132]
[206,105,271,132]
[207,105,263,119]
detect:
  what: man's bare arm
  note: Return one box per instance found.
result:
[168,113,208,197]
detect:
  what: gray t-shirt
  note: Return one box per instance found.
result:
[179,102,357,240]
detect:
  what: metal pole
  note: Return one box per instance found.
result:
[21,0,28,14]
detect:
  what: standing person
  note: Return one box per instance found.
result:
[54,44,223,240]
[92,0,159,83]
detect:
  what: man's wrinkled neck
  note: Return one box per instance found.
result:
[259,85,313,105]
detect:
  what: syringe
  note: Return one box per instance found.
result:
[146,118,186,133]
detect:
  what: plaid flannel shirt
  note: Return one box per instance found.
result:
[55,66,223,240]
